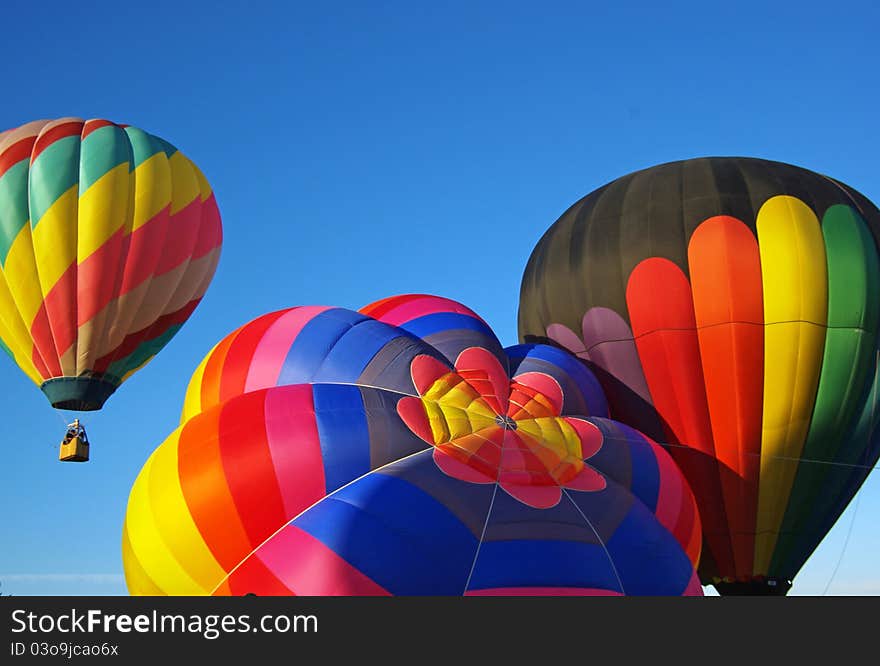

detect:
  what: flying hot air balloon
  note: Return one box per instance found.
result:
[518,157,880,594]
[123,295,702,596]
[0,118,222,460]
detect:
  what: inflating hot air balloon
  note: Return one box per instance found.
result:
[123,295,702,596]
[0,118,222,460]
[518,157,880,594]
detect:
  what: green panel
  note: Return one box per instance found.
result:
[770,205,880,575]
[0,336,13,361]
[0,160,30,265]
[124,127,168,169]
[29,134,80,227]
[79,124,133,193]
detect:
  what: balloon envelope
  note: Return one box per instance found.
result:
[518,157,880,594]
[123,295,702,596]
[0,118,222,410]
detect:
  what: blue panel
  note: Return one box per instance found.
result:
[278,309,368,385]
[313,320,407,383]
[606,502,694,595]
[505,343,608,417]
[294,472,478,595]
[400,312,495,340]
[312,384,371,492]
[467,539,621,592]
[622,428,660,514]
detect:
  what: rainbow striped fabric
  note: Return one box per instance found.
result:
[0,118,222,410]
[123,295,703,596]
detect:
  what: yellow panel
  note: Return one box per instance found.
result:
[148,425,227,593]
[5,220,47,325]
[0,269,41,384]
[31,185,77,296]
[754,195,827,574]
[168,152,199,214]
[123,435,206,595]
[189,157,214,201]
[181,345,215,423]
[121,524,165,596]
[132,152,171,231]
[77,163,132,261]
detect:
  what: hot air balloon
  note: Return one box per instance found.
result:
[0,118,222,460]
[123,295,702,596]
[518,157,880,594]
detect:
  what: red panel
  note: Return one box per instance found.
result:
[40,260,77,361]
[626,257,735,577]
[219,391,287,548]
[217,310,290,403]
[76,225,126,325]
[688,216,763,580]
[225,553,294,597]
[30,120,82,162]
[0,136,35,179]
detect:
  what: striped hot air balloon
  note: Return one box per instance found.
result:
[518,157,880,594]
[123,295,702,596]
[0,118,222,414]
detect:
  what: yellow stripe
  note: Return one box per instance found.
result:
[121,524,164,595]
[123,435,207,595]
[168,152,199,214]
[77,163,132,260]
[0,270,41,384]
[754,195,828,574]
[132,151,171,231]
[148,425,226,593]
[189,158,214,201]
[4,224,46,326]
[181,345,216,423]
[31,185,77,296]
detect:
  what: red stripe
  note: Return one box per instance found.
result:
[626,257,735,579]
[117,206,169,296]
[76,225,126,325]
[253,526,391,596]
[192,193,222,260]
[358,294,415,319]
[219,390,287,548]
[224,554,294,596]
[155,197,201,274]
[0,136,36,180]
[31,120,83,163]
[94,299,199,373]
[218,310,289,404]
[37,261,77,361]
[81,119,115,140]
[265,386,328,517]
[29,305,62,378]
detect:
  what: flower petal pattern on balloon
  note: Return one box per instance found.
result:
[397,346,606,509]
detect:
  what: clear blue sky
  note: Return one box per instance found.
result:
[1,1,878,596]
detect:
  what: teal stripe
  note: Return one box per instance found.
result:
[0,160,30,265]
[29,134,80,227]
[107,323,183,379]
[0,336,13,362]
[125,127,169,169]
[80,124,133,192]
